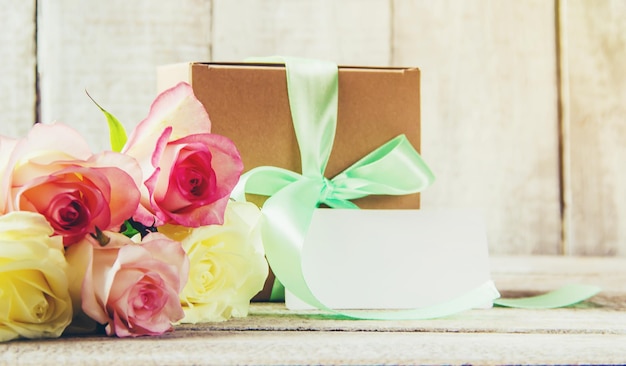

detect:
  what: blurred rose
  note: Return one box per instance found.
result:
[0,211,73,342]
[0,135,17,215]
[72,231,189,337]
[161,201,268,323]
[64,238,99,335]
[3,123,142,245]
[123,82,243,228]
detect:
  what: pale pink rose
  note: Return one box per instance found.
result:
[73,231,189,337]
[124,82,243,227]
[3,123,142,245]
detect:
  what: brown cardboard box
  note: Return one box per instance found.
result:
[157,62,422,299]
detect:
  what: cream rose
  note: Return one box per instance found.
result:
[160,201,268,323]
[0,211,72,342]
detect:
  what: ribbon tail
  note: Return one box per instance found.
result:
[261,179,328,309]
[335,281,500,320]
[493,284,601,309]
[269,279,285,302]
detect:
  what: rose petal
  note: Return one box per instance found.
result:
[175,201,268,324]
[123,82,211,162]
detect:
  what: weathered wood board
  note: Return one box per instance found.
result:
[36,0,212,152]
[0,0,36,138]
[212,0,391,66]
[562,0,626,255]
[393,0,562,255]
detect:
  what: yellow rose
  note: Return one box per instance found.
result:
[0,212,72,342]
[161,201,268,323]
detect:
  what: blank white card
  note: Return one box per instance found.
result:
[286,208,494,310]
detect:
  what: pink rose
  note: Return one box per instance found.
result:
[124,82,243,227]
[144,131,243,227]
[72,231,189,337]
[2,123,142,245]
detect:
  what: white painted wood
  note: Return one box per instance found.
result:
[393,0,561,255]
[2,331,625,365]
[563,0,626,255]
[0,0,36,139]
[37,0,212,153]
[212,0,391,66]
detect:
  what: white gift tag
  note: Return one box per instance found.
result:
[286,208,495,310]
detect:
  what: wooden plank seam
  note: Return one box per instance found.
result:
[556,0,571,255]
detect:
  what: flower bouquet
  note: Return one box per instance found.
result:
[0,82,268,341]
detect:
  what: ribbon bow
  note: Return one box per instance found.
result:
[233,57,600,319]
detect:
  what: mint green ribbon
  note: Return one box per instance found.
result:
[233,57,600,318]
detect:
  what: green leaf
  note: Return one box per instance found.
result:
[120,220,140,238]
[86,91,128,152]
[120,218,157,239]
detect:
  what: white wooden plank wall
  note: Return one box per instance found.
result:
[0,0,624,256]
[0,0,37,137]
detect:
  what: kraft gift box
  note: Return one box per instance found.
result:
[157,62,422,210]
[157,62,496,309]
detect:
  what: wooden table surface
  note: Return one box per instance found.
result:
[1,256,625,365]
